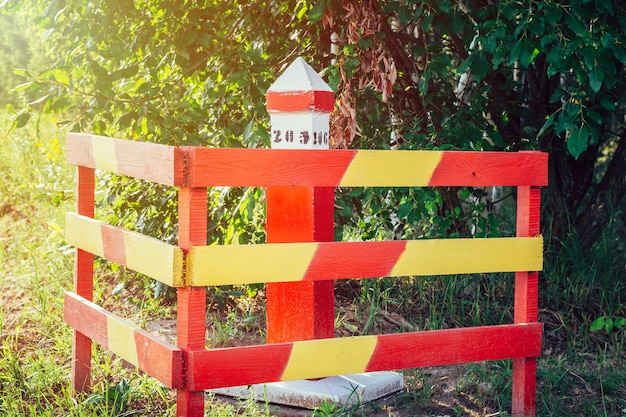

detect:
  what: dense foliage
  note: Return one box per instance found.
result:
[315,0,626,248]
[4,0,625,250]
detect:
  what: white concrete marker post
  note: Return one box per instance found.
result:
[213,58,404,410]
[266,57,334,150]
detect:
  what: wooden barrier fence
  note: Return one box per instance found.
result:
[65,131,547,417]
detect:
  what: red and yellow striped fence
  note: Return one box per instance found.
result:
[65,132,547,417]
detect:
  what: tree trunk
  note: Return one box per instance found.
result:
[574,128,626,249]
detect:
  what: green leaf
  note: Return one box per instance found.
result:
[519,39,532,68]
[481,34,497,54]
[242,119,254,143]
[12,111,31,128]
[398,200,413,219]
[398,7,411,26]
[598,93,616,111]
[589,66,604,93]
[449,10,464,34]
[51,69,70,85]
[456,55,473,75]
[567,124,591,158]
[470,51,489,82]
[343,322,358,333]
[540,33,557,49]
[308,0,326,23]
[508,40,522,66]
[590,316,605,331]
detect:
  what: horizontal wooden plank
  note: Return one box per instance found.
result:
[183,148,547,187]
[188,322,542,390]
[66,133,184,186]
[187,237,543,286]
[66,134,547,187]
[64,292,184,388]
[66,213,184,287]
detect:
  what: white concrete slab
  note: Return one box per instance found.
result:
[212,372,404,409]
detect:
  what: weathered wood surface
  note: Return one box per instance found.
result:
[183,148,548,187]
[66,133,547,188]
[188,322,542,391]
[512,185,542,416]
[66,213,184,287]
[66,133,184,186]
[176,186,208,417]
[64,292,184,389]
[187,236,543,286]
[265,186,335,343]
[72,165,95,393]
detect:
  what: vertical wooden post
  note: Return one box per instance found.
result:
[265,58,336,343]
[512,182,541,417]
[72,165,95,393]
[176,186,208,417]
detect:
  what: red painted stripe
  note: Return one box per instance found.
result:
[366,323,542,372]
[266,90,335,112]
[302,241,407,281]
[101,224,127,267]
[184,148,358,187]
[133,330,184,389]
[188,343,294,391]
[64,292,109,349]
[429,151,548,186]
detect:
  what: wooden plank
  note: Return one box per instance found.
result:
[512,185,542,416]
[65,213,184,287]
[64,292,184,389]
[66,133,184,186]
[265,186,335,343]
[66,134,547,188]
[368,323,542,371]
[183,148,547,187]
[187,237,543,286]
[188,323,542,391]
[176,186,208,417]
[187,343,294,391]
[72,165,95,394]
[429,151,548,187]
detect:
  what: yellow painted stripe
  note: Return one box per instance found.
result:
[106,315,139,367]
[281,336,378,381]
[92,136,119,173]
[391,237,543,277]
[187,237,542,286]
[339,150,443,187]
[124,232,185,287]
[187,243,318,286]
[66,213,184,286]
[66,212,104,256]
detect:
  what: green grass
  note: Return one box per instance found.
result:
[1,112,625,416]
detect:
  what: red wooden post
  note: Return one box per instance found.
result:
[265,58,335,343]
[512,182,541,417]
[176,187,208,417]
[71,165,95,394]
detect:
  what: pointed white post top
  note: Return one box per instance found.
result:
[267,58,335,149]
[268,57,334,93]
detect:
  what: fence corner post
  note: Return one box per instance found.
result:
[265,57,335,343]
